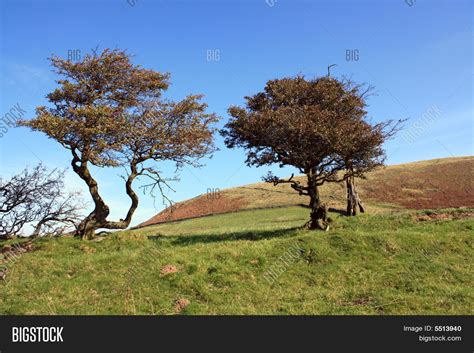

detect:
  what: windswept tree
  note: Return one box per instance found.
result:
[31,188,84,237]
[1,164,53,238]
[221,75,398,230]
[0,164,84,239]
[21,49,218,239]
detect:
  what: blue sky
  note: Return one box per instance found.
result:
[0,0,472,227]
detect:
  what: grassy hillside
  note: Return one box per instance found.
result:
[139,156,474,227]
[1,206,473,315]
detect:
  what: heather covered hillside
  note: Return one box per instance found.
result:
[139,157,474,227]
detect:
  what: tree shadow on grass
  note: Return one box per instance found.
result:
[300,204,347,217]
[154,226,302,246]
[328,207,348,216]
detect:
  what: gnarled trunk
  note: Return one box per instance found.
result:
[305,169,328,230]
[75,214,102,240]
[72,150,139,240]
[346,174,365,216]
[31,219,47,238]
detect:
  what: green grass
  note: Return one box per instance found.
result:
[1,206,473,315]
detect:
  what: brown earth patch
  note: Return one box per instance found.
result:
[0,240,35,280]
[159,264,179,276]
[415,211,474,222]
[1,241,34,256]
[173,298,190,313]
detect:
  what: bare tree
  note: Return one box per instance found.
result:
[1,165,56,238]
[31,190,84,237]
[0,164,85,239]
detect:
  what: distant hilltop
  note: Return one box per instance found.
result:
[137,156,474,228]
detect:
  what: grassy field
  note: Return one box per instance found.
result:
[1,206,473,315]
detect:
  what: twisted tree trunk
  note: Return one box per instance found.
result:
[72,149,139,240]
[346,174,365,216]
[306,169,328,230]
[31,220,47,238]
